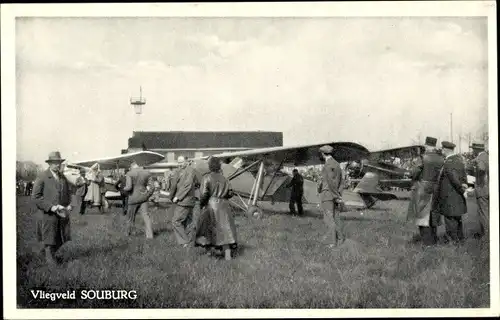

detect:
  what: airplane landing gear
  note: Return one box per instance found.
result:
[247,205,263,219]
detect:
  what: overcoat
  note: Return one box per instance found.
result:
[407,151,444,226]
[433,153,467,218]
[32,169,72,247]
[195,172,237,247]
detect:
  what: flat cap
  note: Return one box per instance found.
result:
[424,136,437,147]
[319,145,334,154]
[470,143,485,150]
[441,141,456,149]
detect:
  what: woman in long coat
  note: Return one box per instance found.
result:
[195,157,238,260]
[84,163,103,210]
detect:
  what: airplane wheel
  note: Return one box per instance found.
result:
[247,205,263,219]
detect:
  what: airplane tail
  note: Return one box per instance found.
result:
[353,172,398,208]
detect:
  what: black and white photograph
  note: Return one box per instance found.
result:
[2,2,498,318]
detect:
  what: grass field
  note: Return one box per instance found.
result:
[16,195,490,308]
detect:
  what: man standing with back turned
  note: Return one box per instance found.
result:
[287,169,304,216]
[318,145,345,248]
[407,136,444,245]
[434,141,468,244]
[123,161,155,239]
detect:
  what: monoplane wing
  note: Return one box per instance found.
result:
[368,145,425,162]
[73,151,165,170]
[211,141,370,166]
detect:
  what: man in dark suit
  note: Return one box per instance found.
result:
[73,168,88,215]
[434,141,468,244]
[407,137,445,245]
[470,143,489,239]
[114,168,129,216]
[170,156,200,247]
[287,169,304,216]
[32,151,72,265]
[123,161,155,239]
[318,145,345,248]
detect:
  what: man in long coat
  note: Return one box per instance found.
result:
[318,145,345,247]
[470,143,489,239]
[123,161,155,238]
[433,141,468,243]
[170,156,200,247]
[32,151,72,265]
[407,137,444,245]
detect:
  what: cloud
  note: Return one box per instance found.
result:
[16,17,488,164]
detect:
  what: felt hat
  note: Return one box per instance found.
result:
[45,151,65,163]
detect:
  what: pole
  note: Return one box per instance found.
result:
[450,112,453,142]
[458,132,462,153]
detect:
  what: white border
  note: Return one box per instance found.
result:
[2,2,498,319]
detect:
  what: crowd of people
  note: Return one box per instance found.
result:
[32,151,239,265]
[406,137,489,245]
[16,180,34,196]
[31,138,489,266]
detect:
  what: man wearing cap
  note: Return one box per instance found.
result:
[73,168,88,215]
[407,137,445,245]
[123,161,155,238]
[433,141,468,243]
[471,142,489,239]
[318,145,346,247]
[170,156,200,247]
[32,151,73,265]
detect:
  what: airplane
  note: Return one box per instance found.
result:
[62,150,166,201]
[137,141,401,217]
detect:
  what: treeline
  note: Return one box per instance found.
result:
[16,161,43,181]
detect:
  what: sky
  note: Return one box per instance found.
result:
[16,17,489,165]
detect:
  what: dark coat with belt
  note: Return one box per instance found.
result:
[170,166,200,207]
[318,157,343,202]
[124,167,155,205]
[433,153,467,217]
[32,169,72,246]
[195,172,237,247]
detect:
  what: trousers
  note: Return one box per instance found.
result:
[476,194,489,236]
[444,216,464,242]
[289,195,304,215]
[321,200,345,245]
[127,202,153,239]
[172,203,199,245]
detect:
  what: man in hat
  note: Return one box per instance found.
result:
[470,142,489,239]
[123,161,155,238]
[317,145,346,247]
[433,141,468,243]
[407,137,445,245]
[32,151,72,265]
[170,155,200,247]
[73,168,88,215]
